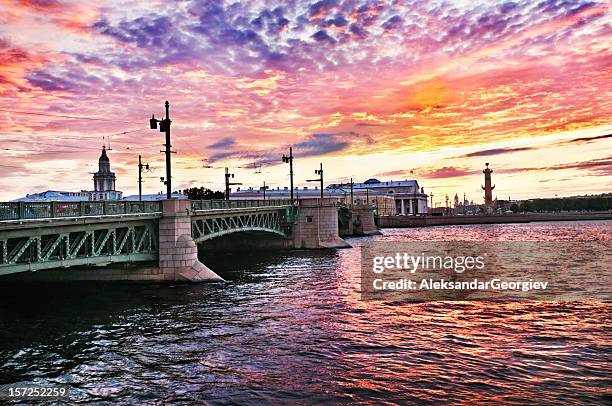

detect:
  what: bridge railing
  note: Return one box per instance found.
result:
[192,199,292,211]
[0,201,162,221]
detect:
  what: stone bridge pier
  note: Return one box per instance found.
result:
[339,203,381,237]
[293,198,351,249]
[159,200,224,282]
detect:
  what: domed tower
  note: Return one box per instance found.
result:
[93,146,116,192]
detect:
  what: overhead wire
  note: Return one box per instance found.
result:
[0,108,140,124]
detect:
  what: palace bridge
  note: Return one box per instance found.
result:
[0,198,378,282]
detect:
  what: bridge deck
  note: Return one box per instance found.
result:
[0,199,293,276]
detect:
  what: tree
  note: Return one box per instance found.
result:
[520,200,533,212]
[510,203,519,213]
[182,187,224,200]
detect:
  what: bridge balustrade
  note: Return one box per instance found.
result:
[191,199,292,211]
[0,201,163,221]
[0,199,293,222]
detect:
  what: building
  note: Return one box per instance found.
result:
[89,146,122,201]
[12,146,123,202]
[12,190,90,202]
[231,178,429,215]
[327,179,429,215]
[123,192,186,201]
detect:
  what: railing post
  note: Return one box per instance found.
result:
[79,201,84,216]
[18,202,25,220]
[103,201,108,215]
[51,201,57,218]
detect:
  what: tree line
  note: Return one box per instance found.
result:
[510,197,611,212]
[182,187,225,200]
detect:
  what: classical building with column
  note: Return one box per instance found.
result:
[322,179,428,215]
[231,178,429,216]
[346,179,428,215]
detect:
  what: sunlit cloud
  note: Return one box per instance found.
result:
[0,0,609,200]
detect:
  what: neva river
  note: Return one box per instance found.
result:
[1,221,610,404]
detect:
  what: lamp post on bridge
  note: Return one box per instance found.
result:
[137,155,150,201]
[149,101,174,199]
[261,181,269,200]
[306,163,324,199]
[282,147,294,204]
[224,167,242,200]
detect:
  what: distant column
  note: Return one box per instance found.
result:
[481,163,495,207]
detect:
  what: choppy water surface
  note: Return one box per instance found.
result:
[1,221,611,404]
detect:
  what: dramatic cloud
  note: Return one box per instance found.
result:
[207,138,237,149]
[0,0,610,200]
[563,133,612,144]
[420,167,477,179]
[462,147,534,157]
[502,156,612,176]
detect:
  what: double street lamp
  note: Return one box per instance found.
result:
[137,155,150,201]
[149,101,173,199]
[282,147,294,204]
[307,163,324,199]
[224,167,242,200]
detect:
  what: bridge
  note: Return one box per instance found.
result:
[0,198,377,282]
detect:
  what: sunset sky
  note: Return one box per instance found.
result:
[0,0,610,204]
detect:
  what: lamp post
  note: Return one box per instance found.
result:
[306,163,324,199]
[261,181,269,200]
[224,167,242,200]
[137,155,150,201]
[149,101,173,199]
[349,177,354,207]
[282,147,294,204]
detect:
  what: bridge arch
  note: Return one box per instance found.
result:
[192,226,287,243]
[191,208,290,244]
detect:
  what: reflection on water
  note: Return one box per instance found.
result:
[0,221,610,404]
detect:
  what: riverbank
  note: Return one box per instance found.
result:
[376,211,612,227]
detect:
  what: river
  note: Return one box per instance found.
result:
[0,221,610,404]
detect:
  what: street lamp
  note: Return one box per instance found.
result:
[149,101,174,199]
[224,167,242,200]
[137,155,151,201]
[282,147,294,204]
[307,163,324,199]
[261,181,269,200]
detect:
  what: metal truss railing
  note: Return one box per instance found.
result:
[192,209,290,242]
[0,219,159,275]
[191,199,292,211]
[0,201,162,221]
